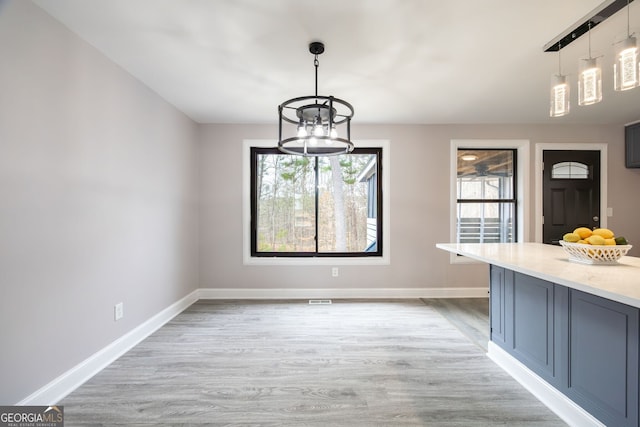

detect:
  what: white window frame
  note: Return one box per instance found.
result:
[243,139,390,266]
[449,139,530,264]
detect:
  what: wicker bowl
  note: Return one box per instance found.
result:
[559,241,633,265]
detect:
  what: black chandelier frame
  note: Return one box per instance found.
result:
[278,42,355,157]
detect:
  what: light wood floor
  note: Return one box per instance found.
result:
[422,298,491,352]
[61,299,566,426]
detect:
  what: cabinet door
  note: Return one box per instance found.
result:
[625,124,640,168]
[565,289,639,427]
[489,265,507,347]
[511,272,556,384]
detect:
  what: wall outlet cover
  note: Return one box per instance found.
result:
[114,302,124,321]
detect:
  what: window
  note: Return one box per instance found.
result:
[250,147,382,257]
[456,149,517,243]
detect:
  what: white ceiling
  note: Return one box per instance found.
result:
[33,0,640,125]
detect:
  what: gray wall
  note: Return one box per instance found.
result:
[199,123,640,290]
[0,1,200,404]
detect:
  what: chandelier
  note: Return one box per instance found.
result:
[278,42,355,156]
[545,0,639,117]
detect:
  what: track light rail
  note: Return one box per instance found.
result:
[543,0,635,52]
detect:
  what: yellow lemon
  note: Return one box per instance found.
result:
[573,227,593,239]
[578,239,590,244]
[604,238,616,246]
[592,228,614,239]
[587,235,606,245]
[563,232,580,242]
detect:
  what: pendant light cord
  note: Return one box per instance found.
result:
[628,0,631,37]
[558,42,562,75]
[588,21,592,58]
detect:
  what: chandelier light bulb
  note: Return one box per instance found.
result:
[578,57,602,105]
[297,125,308,137]
[614,36,639,91]
[550,74,570,117]
[578,20,602,106]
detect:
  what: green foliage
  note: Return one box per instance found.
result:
[256,152,376,253]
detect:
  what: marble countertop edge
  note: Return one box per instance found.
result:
[437,242,640,308]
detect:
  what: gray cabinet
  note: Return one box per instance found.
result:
[490,265,639,426]
[565,289,639,427]
[511,272,556,384]
[626,122,640,168]
[489,265,508,347]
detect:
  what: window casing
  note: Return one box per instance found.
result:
[456,149,517,244]
[250,147,382,257]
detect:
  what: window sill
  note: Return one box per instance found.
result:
[244,255,390,266]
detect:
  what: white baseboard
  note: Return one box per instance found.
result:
[487,342,605,427]
[16,287,486,405]
[17,289,200,405]
[197,287,489,300]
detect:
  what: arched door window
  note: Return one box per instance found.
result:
[551,161,589,179]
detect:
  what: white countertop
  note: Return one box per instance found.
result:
[437,242,640,308]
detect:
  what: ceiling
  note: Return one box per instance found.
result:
[33,0,640,126]
[457,149,513,178]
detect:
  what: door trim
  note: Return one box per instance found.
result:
[534,143,608,243]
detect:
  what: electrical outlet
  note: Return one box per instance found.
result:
[114,302,124,321]
[332,267,339,277]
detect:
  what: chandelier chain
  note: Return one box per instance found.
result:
[314,56,319,97]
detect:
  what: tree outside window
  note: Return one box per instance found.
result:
[251,148,382,257]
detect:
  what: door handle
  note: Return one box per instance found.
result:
[593,216,599,222]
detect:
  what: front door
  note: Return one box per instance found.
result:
[542,150,601,245]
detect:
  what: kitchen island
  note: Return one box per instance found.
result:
[437,242,640,427]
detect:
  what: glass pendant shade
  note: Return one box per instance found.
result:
[614,36,640,91]
[550,74,570,117]
[578,57,602,105]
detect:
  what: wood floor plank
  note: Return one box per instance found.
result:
[421,298,490,352]
[60,299,566,426]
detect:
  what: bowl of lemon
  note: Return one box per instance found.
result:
[560,227,632,264]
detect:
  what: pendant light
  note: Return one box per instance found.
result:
[614,0,639,91]
[550,43,570,117]
[278,42,355,157]
[578,21,603,106]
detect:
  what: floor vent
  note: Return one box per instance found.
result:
[308,299,332,305]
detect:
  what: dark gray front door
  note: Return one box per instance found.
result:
[542,150,601,245]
